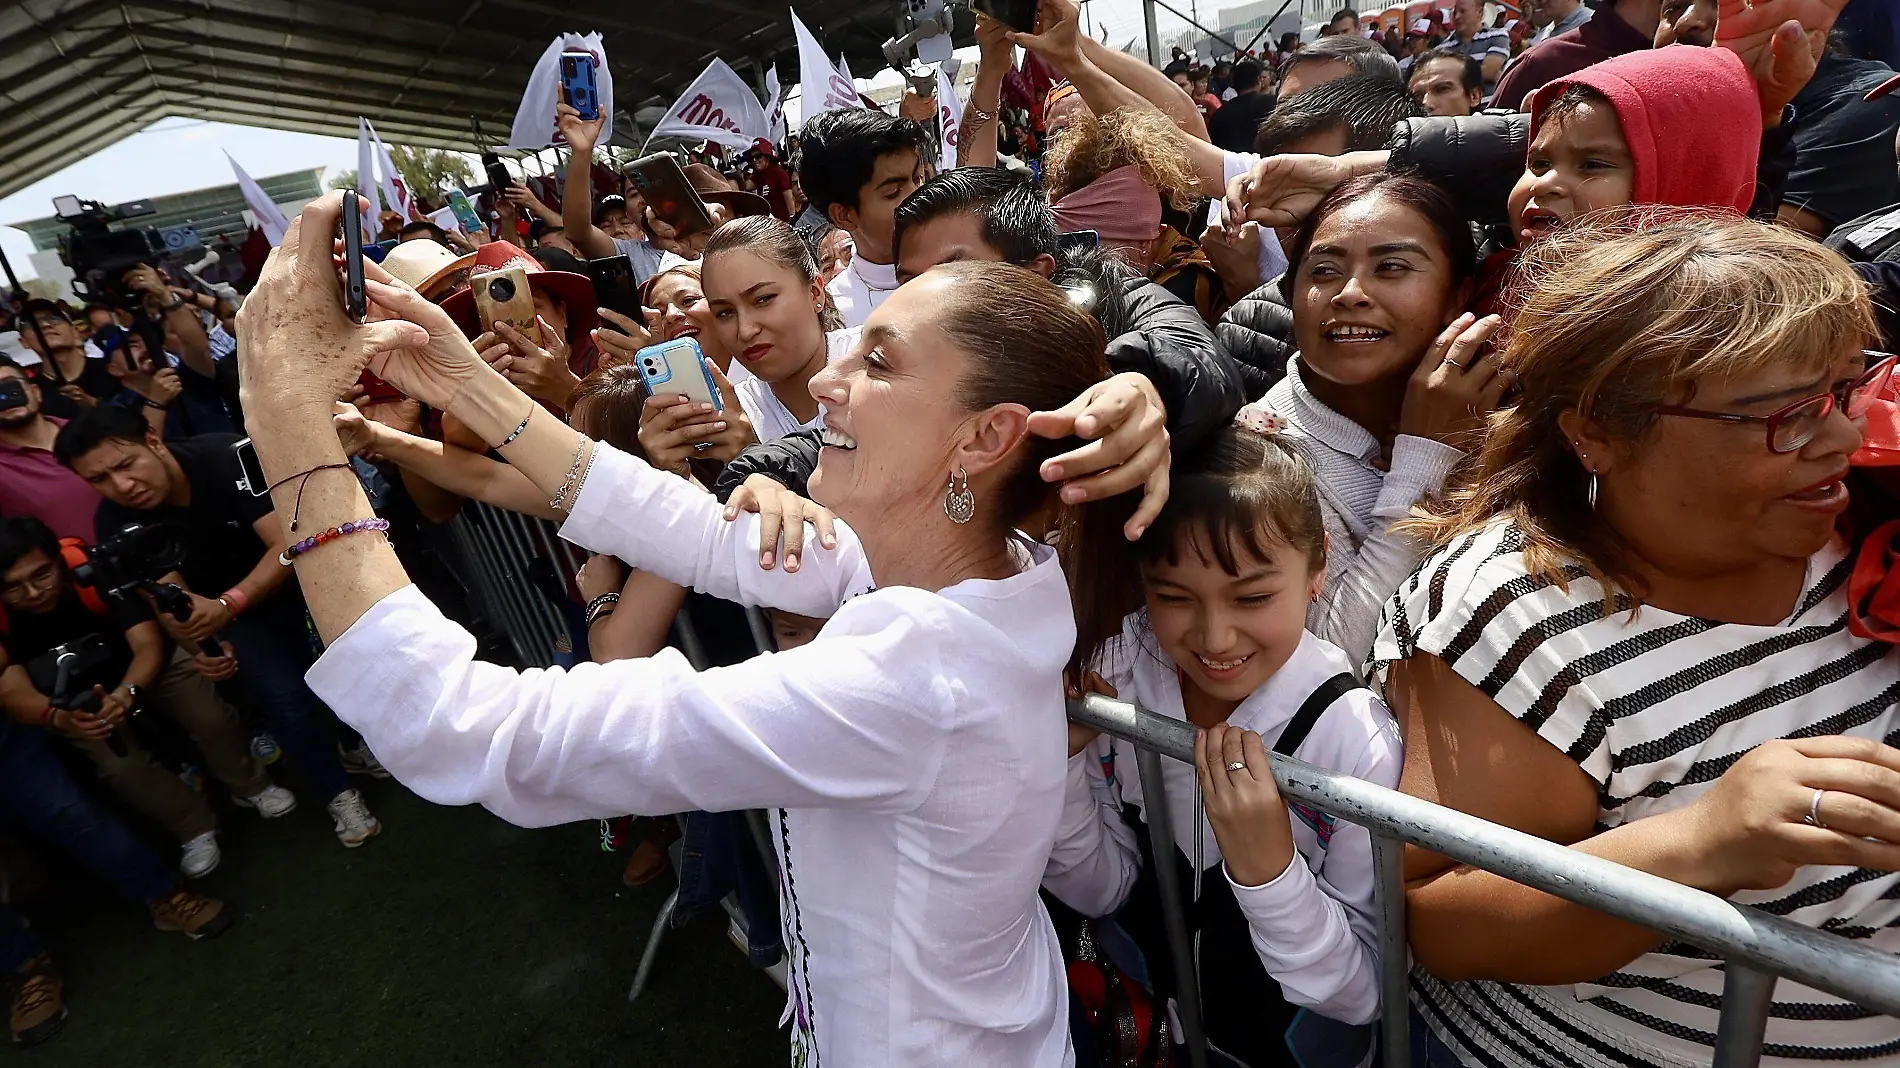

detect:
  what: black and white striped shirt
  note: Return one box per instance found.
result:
[1373,519,1900,1067]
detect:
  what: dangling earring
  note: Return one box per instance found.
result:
[944,467,976,525]
[1587,474,1599,510]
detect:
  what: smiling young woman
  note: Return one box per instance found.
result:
[1267,173,1492,662]
[1377,212,1900,1068]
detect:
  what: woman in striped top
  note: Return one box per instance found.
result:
[1374,214,1900,1067]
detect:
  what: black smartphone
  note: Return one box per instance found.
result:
[587,255,645,324]
[232,437,269,497]
[972,0,1038,32]
[340,189,367,324]
[482,151,512,194]
[625,153,714,236]
[560,51,601,121]
[1056,229,1101,255]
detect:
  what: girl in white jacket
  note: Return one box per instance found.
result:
[1046,404,1403,1068]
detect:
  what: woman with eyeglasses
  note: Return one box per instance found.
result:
[1371,213,1900,1068]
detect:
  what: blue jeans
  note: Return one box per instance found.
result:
[0,905,43,974]
[0,719,174,907]
[221,595,349,801]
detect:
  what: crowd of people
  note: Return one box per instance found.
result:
[0,0,1897,1062]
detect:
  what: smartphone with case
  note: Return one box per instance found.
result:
[634,338,721,411]
[625,153,714,236]
[972,0,1038,32]
[340,189,367,324]
[471,266,543,346]
[586,255,644,324]
[482,151,512,194]
[560,51,601,121]
[446,188,484,234]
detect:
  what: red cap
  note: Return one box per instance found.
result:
[438,241,598,340]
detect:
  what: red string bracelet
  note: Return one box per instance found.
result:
[278,518,391,566]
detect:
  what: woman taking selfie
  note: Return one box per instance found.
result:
[1271,173,1500,662]
[702,216,848,441]
[1376,214,1900,1067]
[236,192,1129,1066]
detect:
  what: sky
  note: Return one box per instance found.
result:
[0,0,1218,280]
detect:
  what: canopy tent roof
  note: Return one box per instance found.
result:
[0,0,929,199]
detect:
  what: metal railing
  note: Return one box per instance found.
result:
[1067,692,1900,1068]
[446,502,587,668]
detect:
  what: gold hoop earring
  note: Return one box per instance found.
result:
[944,467,975,525]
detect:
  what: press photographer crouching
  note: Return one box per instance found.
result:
[0,517,289,878]
[51,407,383,848]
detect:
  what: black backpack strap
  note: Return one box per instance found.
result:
[1272,672,1361,756]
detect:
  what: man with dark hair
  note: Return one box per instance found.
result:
[795,108,933,327]
[1410,47,1486,115]
[1443,0,1513,92]
[0,359,103,541]
[1327,7,1362,37]
[1207,58,1277,152]
[1209,59,1234,100]
[0,515,290,879]
[14,301,117,420]
[398,220,448,244]
[1256,72,1424,156]
[1279,34,1404,99]
[54,408,382,849]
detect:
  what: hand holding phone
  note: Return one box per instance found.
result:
[339,189,368,324]
[633,338,721,411]
[625,154,714,237]
[972,0,1039,32]
[560,51,601,122]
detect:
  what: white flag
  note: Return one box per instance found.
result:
[650,58,769,150]
[225,153,290,247]
[793,9,860,121]
[935,65,963,170]
[509,32,617,150]
[354,118,381,238]
[763,64,787,144]
[836,54,855,96]
[366,120,416,222]
[429,206,463,234]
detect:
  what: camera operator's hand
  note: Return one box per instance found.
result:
[122,263,171,307]
[94,685,132,728]
[57,384,97,410]
[144,367,183,408]
[556,101,607,156]
[48,705,115,742]
[192,649,239,682]
[175,592,233,643]
[494,318,580,411]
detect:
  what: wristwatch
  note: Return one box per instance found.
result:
[121,684,141,707]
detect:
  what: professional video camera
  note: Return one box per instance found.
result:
[52,194,163,307]
[76,521,228,660]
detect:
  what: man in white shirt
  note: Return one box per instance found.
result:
[795,109,933,329]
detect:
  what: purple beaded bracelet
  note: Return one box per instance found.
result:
[277,518,391,566]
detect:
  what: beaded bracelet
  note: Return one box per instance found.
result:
[584,592,620,628]
[277,518,391,565]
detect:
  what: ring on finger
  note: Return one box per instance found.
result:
[1226,761,1247,773]
[1804,788,1828,829]
[1444,358,1466,370]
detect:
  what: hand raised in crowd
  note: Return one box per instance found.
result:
[504,181,557,223]
[1197,723,1297,888]
[593,306,656,368]
[333,400,392,461]
[637,365,755,475]
[723,474,838,573]
[645,202,736,258]
[1200,220,1266,297]
[974,12,1013,59]
[1009,0,1089,71]
[1027,372,1171,541]
[1063,670,1116,757]
[576,553,627,604]
[1716,0,1846,127]
[145,367,183,408]
[123,263,171,308]
[1669,736,1900,894]
[1227,153,1362,230]
[1398,313,1508,450]
[492,318,580,411]
[192,648,239,682]
[555,101,608,156]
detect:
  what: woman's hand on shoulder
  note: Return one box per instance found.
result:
[724,474,838,573]
[1027,372,1171,541]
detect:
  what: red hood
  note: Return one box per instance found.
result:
[1528,45,1761,216]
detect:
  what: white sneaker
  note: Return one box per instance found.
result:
[327,789,381,848]
[180,832,221,879]
[232,784,298,819]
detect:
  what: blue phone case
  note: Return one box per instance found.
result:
[634,338,722,412]
[560,52,600,121]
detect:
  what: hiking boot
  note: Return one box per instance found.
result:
[180,832,221,879]
[338,743,390,780]
[327,789,381,848]
[149,888,235,940]
[231,784,297,819]
[9,954,65,1047]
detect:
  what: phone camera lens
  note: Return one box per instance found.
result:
[487,277,516,302]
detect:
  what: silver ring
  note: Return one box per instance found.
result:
[1444,358,1466,370]
[693,441,714,452]
[1226,761,1247,773]
[1804,788,1827,829]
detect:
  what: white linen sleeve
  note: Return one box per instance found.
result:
[560,443,873,617]
[307,584,954,827]
[1226,708,1403,1026]
[1311,434,1463,665]
[1041,741,1142,917]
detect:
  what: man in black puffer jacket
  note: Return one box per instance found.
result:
[716,169,1246,503]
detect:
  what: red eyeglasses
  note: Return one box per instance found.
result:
[1655,351,1898,455]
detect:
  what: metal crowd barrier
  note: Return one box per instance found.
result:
[1067,693,1900,1068]
[446,502,587,668]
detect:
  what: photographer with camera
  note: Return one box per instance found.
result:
[116,263,240,433]
[16,301,118,419]
[52,407,382,849]
[0,517,290,878]
[0,359,105,542]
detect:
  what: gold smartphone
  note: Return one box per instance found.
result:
[471,265,543,346]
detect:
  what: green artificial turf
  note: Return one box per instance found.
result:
[11,781,787,1067]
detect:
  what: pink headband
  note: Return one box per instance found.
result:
[1052,165,1163,244]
